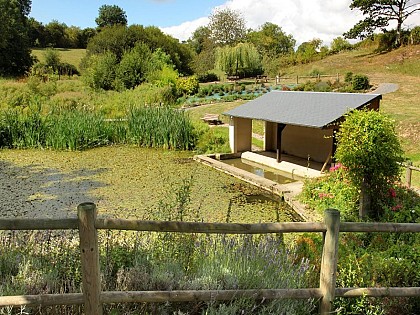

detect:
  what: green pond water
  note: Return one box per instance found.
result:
[0,146,299,222]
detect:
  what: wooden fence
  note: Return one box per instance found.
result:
[277,73,341,85]
[404,161,420,188]
[0,202,419,315]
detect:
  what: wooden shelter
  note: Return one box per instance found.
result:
[224,90,381,169]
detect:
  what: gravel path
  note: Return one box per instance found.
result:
[370,83,399,94]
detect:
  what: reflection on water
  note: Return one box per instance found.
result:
[223,158,296,184]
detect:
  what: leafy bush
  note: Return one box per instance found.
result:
[330,37,353,54]
[335,109,404,218]
[82,52,118,90]
[344,71,353,83]
[197,72,219,83]
[410,26,420,45]
[299,164,359,220]
[176,75,199,96]
[195,124,230,154]
[115,43,153,90]
[352,74,370,90]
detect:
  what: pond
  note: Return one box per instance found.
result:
[223,158,297,184]
[0,146,300,222]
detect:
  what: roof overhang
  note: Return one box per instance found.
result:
[224,90,382,129]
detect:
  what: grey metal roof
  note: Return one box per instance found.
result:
[224,90,382,128]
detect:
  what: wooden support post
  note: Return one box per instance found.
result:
[406,161,412,188]
[276,124,286,163]
[319,209,340,315]
[78,202,103,315]
[296,75,299,84]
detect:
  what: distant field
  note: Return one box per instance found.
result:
[31,48,86,70]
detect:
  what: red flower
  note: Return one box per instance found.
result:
[389,188,397,198]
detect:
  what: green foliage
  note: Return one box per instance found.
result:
[82,52,118,90]
[0,104,197,151]
[344,0,420,47]
[208,8,246,46]
[330,37,353,54]
[197,72,219,83]
[344,71,353,83]
[176,76,199,96]
[352,74,370,90]
[115,43,153,90]
[95,4,127,28]
[410,26,420,44]
[335,109,405,217]
[0,0,34,76]
[299,164,359,220]
[127,106,197,150]
[195,124,231,154]
[247,22,296,56]
[295,39,323,64]
[215,42,262,77]
[43,48,61,70]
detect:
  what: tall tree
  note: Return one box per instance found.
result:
[215,42,261,77]
[247,22,296,56]
[95,4,127,28]
[45,20,69,48]
[188,26,216,74]
[0,0,34,76]
[344,0,420,47]
[208,8,246,46]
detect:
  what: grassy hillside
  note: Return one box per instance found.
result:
[189,45,420,187]
[31,48,86,70]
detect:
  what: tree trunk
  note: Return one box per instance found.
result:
[359,180,371,218]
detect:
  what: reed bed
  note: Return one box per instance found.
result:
[0,106,197,151]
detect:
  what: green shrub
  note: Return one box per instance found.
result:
[299,164,359,220]
[330,37,352,54]
[410,26,420,45]
[82,52,118,90]
[195,124,230,154]
[344,71,353,83]
[352,74,370,90]
[197,72,219,83]
[176,75,199,96]
[115,43,153,90]
[335,110,404,218]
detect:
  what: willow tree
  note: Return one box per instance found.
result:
[215,42,261,77]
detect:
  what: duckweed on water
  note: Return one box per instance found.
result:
[0,146,298,223]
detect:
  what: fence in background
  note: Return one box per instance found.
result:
[0,203,419,315]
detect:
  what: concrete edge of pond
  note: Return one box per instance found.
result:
[194,154,322,222]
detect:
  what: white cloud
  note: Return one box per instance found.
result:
[161,0,420,46]
[161,17,209,42]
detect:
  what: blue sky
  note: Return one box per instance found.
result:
[30,0,226,28]
[29,0,420,45]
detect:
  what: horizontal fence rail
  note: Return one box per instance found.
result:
[1,202,419,315]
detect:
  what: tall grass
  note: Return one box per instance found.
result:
[127,106,196,150]
[0,106,197,151]
[45,110,116,150]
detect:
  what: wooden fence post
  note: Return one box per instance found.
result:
[78,202,103,315]
[319,209,340,315]
[406,161,412,188]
